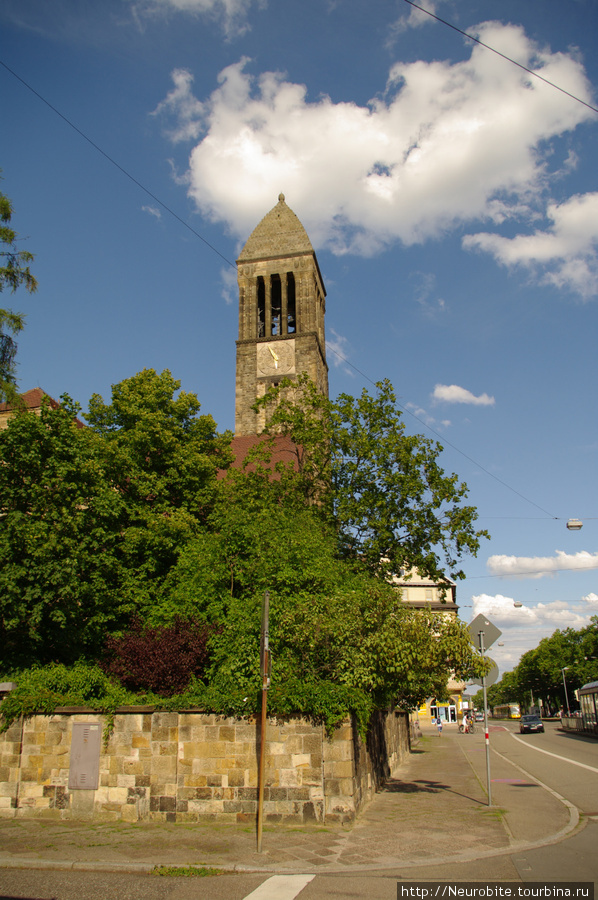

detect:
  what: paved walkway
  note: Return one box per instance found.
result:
[0,726,579,875]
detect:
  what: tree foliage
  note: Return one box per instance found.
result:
[253,374,489,584]
[0,367,488,730]
[162,484,484,728]
[0,183,38,405]
[0,371,232,669]
[0,396,131,667]
[101,617,215,697]
[85,368,233,615]
[86,369,232,519]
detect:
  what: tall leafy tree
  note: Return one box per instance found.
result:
[0,396,129,668]
[252,374,489,585]
[162,483,484,723]
[0,370,233,669]
[85,369,233,616]
[0,183,37,405]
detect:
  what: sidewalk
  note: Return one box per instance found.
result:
[0,726,579,875]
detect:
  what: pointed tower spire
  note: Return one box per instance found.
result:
[234,196,328,435]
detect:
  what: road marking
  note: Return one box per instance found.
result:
[243,874,316,900]
[510,733,598,773]
[491,744,579,839]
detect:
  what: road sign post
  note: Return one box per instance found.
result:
[467,614,502,808]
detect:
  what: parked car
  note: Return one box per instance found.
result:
[519,714,544,734]
[475,711,484,721]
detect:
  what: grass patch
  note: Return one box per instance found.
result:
[152,865,227,877]
[480,807,507,821]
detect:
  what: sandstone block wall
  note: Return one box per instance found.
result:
[0,708,410,824]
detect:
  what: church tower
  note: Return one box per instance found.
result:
[235,194,328,436]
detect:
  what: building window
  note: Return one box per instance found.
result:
[287,272,296,333]
[271,274,282,335]
[257,277,265,338]
[425,589,433,602]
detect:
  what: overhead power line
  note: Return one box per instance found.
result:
[0,59,237,271]
[465,563,598,580]
[326,343,558,519]
[403,0,598,116]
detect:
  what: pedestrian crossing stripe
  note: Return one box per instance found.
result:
[242,874,316,900]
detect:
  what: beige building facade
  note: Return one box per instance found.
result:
[391,567,465,726]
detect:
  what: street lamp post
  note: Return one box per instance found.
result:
[561,666,571,717]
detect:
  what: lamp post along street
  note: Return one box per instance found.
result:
[562,666,571,717]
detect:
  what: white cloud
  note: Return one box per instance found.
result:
[142,205,161,219]
[131,0,256,38]
[154,22,595,298]
[432,384,495,406]
[464,192,598,300]
[385,0,444,42]
[326,328,353,374]
[405,402,444,430]
[487,550,598,579]
[219,265,237,305]
[151,69,206,143]
[411,272,446,317]
[467,591,598,671]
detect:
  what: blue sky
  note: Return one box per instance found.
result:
[1,0,597,675]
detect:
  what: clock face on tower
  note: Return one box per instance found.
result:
[257,340,295,376]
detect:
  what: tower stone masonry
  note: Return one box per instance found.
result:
[235,194,328,436]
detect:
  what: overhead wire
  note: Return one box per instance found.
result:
[325,342,559,519]
[0,59,237,271]
[403,0,598,116]
[0,54,591,526]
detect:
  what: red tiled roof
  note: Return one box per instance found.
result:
[0,388,85,428]
[0,387,60,413]
[218,433,300,478]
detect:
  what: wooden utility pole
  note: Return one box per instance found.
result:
[257,591,270,852]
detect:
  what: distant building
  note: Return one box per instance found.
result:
[0,387,85,430]
[391,566,465,726]
[390,566,457,610]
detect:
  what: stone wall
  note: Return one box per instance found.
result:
[0,708,410,824]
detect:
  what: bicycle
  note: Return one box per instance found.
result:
[458,722,476,734]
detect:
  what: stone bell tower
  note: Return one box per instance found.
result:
[235,194,328,436]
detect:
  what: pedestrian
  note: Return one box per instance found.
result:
[436,718,443,736]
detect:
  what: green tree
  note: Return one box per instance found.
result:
[0,370,233,669]
[85,369,233,616]
[0,183,37,405]
[514,622,598,713]
[86,368,232,517]
[163,487,484,725]
[0,396,130,668]
[253,375,489,585]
